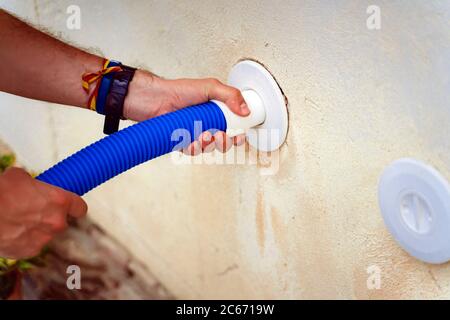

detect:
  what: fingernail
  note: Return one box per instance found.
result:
[203,131,211,142]
[240,103,250,115]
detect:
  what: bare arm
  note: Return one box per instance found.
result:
[0,9,249,119]
[0,8,249,259]
[0,9,101,108]
[0,9,249,153]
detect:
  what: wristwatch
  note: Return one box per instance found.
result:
[103,65,136,134]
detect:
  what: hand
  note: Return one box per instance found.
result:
[0,167,87,259]
[123,70,249,154]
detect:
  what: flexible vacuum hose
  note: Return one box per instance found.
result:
[36,102,227,195]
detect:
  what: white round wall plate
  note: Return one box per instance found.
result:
[228,60,288,152]
[378,158,450,264]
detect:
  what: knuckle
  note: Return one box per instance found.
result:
[230,87,241,96]
[207,78,221,86]
[229,88,243,103]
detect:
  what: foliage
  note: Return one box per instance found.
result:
[0,153,15,173]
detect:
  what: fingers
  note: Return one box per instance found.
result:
[34,180,87,229]
[202,132,217,153]
[17,229,53,259]
[0,167,87,259]
[44,215,68,233]
[39,190,86,235]
[204,78,250,116]
[198,131,214,152]
[182,140,202,156]
[214,132,233,153]
[183,130,246,155]
[67,192,88,218]
[182,131,213,155]
[170,78,250,117]
[29,229,53,253]
[233,135,246,147]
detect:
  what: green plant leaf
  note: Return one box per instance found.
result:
[0,153,15,172]
[17,260,34,271]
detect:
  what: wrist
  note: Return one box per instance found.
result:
[102,64,136,134]
[123,69,162,121]
[80,56,107,109]
[94,60,122,115]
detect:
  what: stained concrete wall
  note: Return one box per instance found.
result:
[1,0,450,299]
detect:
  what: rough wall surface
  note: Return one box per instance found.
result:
[1,0,450,299]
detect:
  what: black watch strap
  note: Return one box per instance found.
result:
[103,65,136,135]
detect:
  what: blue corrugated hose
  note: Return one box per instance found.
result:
[36,101,227,195]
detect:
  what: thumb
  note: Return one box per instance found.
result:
[205,79,250,117]
[67,192,88,218]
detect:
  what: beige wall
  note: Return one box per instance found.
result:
[1,0,450,299]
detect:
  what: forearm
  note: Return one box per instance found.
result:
[0,9,248,134]
[0,9,102,108]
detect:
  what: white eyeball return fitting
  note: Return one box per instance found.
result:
[212,60,288,152]
[378,158,450,264]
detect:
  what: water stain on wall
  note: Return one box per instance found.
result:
[270,206,286,250]
[255,187,265,255]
